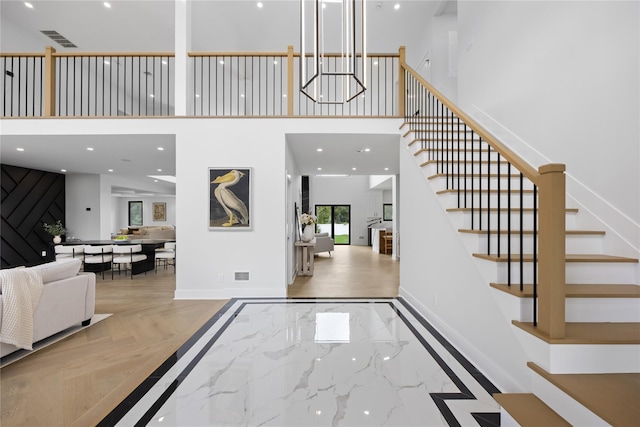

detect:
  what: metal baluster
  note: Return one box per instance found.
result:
[487,140,491,254]
[519,172,524,291]
[533,184,538,326]
[508,164,512,286]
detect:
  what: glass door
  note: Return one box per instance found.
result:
[315,205,350,245]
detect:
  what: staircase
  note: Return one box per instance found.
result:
[399,64,640,426]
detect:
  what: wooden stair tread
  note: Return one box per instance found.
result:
[460,229,604,235]
[437,188,535,195]
[429,173,523,180]
[474,253,638,263]
[493,393,570,427]
[513,321,640,344]
[447,207,579,213]
[420,159,506,165]
[491,283,640,298]
[527,362,640,427]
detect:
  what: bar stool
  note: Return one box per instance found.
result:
[382,229,393,255]
[111,244,147,279]
[83,245,113,279]
[155,242,176,273]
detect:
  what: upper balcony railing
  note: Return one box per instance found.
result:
[1,46,399,118]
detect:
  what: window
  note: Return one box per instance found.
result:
[128,201,143,226]
[383,203,393,221]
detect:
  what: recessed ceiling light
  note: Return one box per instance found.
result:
[150,94,155,98]
[162,60,167,65]
[154,180,158,183]
[104,60,110,65]
[195,94,200,98]
[364,410,370,415]
[373,61,378,66]
[104,2,111,8]
[219,60,224,65]
[384,167,389,171]
[108,169,114,172]
[87,147,94,151]
[282,94,287,98]
[157,168,162,172]
[352,167,357,171]
[317,167,322,171]
[316,148,323,152]
[24,2,33,9]
[60,169,67,172]
[240,94,245,98]
[16,147,25,151]
[394,4,400,10]
[157,147,164,151]
[273,60,278,65]
[365,148,371,152]
[257,2,263,8]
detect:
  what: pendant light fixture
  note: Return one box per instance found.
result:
[300,0,366,104]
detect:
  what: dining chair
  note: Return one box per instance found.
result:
[155,242,176,273]
[111,244,147,279]
[83,245,113,279]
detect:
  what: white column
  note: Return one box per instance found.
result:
[174,0,191,116]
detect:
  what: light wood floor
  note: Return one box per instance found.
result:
[288,245,399,298]
[0,245,398,426]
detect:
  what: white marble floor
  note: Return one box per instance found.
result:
[106,299,501,427]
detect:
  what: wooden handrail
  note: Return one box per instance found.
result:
[400,57,567,339]
[0,53,45,58]
[401,62,540,184]
[53,52,175,57]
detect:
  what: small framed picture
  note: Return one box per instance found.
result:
[209,168,252,230]
[153,202,166,221]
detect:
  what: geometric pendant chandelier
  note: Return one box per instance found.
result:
[300,0,367,103]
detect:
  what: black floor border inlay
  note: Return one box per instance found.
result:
[101,298,501,426]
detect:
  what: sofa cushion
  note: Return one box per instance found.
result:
[30,258,81,284]
[315,232,329,237]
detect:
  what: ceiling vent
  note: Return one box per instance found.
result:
[41,30,77,48]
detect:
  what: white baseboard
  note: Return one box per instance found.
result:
[174,287,286,299]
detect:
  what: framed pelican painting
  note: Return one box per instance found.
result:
[209,168,252,230]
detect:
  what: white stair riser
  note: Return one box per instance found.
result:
[514,327,640,374]
[414,150,499,164]
[446,211,578,230]
[493,290,640,323]
[420,161,520,176]
[429,177,533,193]
[530,371,610,425]
[438,192,537,209]
[566,262,638,285]
[475,259,638,286]
[459,233,603,255]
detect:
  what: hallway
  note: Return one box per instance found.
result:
[288,245,400,298]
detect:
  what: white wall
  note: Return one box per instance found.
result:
[285,136,302,284]
[418,11,458,102]
[1,117,400,299]
[310,175,370,246]
[398,144,530,392]
[113,196,176,232]
[65,174,101,240]
[458,1,640,255]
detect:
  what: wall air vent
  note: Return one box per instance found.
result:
[234,271,250,282]
[40,30,77,48]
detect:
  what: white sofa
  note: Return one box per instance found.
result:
[0,258,96,358]
[314,232,335,256]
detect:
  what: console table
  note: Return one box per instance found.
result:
[295,241,315,276]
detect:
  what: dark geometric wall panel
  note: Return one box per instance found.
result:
[1,164,65,268]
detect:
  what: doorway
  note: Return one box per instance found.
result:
[315,205,351,245]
